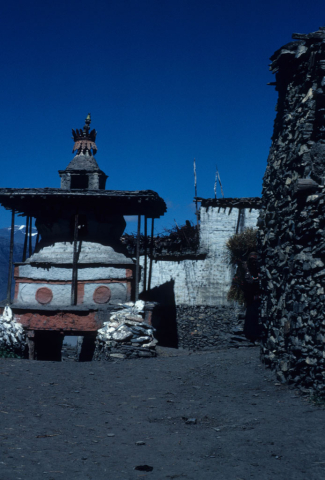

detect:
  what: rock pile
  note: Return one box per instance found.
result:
[94,301,157,360]
[0,306,26,357]
[258,27,325,394]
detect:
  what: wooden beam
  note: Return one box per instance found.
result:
[135,215,141,301]
[71,213,79,306]
[293,178,319,195]
[236,208,243,234]
[6,209,15,304]
[148,218,154,290]
[35,232,40,250]
[22,216,29,262]
[28,216,32,258]
[27,331,35,360]
[143,216,148,292]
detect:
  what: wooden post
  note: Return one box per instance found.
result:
[293,178,319,195]
[135,215,141,301]
[22,216,29,262]
[148,218,154,291]
[71,213,79,306]
[27,331,35,360]
[35,232,40,250]
[6,208,15,304]
[143,216,148,292]
[236,208,243,234]
[28,216,32,258]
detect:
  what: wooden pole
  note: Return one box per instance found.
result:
[294,178,319,195]
[143,216,148,292]
[35,232,40,251]
[71,213,79,306]
[194,158,199,228]
[22,216,29,262]
[236,208,243,235]
[27,331,35,360]
[148,218,154,291]
[28,216,32,258]
[6,208,15,304]
[135,215,141,301]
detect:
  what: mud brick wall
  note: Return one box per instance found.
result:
[258,28,325,394]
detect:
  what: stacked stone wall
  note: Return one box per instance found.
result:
[259,28,325,394]
[176,305,246,350]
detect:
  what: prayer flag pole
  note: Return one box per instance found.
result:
[216,164,224,198]
[194,158,199,228]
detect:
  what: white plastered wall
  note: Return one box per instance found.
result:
[139,206,259,306]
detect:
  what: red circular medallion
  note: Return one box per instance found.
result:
[35,287,53,305]
[93,286,111,304]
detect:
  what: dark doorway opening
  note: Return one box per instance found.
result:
[71,175,89,189]
[33,331,64,361]
[28,332,97,361]
[140,279,178,348]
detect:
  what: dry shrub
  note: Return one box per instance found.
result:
[226,227,258,305]
[226,227,258,266]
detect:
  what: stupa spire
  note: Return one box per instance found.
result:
[72,113,98,155]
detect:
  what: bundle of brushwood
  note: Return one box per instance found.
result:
[121,221,199,257]
[226,228,258,305]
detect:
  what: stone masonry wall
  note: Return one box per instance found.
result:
[258,27,325,394]
[176,305,247,350]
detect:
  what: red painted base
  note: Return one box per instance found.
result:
[5,310,103,332]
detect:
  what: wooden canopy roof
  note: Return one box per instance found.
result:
[0,188,167,218]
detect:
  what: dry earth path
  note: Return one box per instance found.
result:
[0,346,324,480]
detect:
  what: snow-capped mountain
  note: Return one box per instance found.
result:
[0,225,38,301]
[0,225,38,244]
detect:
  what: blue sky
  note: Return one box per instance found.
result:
[0,0,324,234]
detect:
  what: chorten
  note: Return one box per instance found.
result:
[0,115,166,359]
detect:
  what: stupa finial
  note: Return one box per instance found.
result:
[72,114,97,155]
[84,113,91,133]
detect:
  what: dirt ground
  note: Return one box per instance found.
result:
[0,345,324,480]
